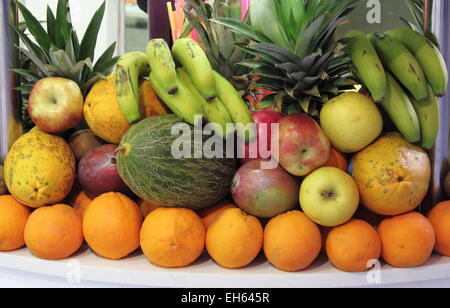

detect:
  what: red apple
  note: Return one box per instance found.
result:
[78,144,133,198]
[240,111,283,164]
[276,114,331,176]
[231,160,299,218]
[28,77,83,133]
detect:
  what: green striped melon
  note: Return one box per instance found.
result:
[117,115,237,210]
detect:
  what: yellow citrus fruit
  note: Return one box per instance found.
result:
[4,127,76,208]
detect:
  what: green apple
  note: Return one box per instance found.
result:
[320,92,383,153]
[300,167,359,227]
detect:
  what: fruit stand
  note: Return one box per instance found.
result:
[0,0,450,289]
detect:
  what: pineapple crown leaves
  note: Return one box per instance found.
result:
[10,0,119,97]
[394,0,439,47]
[212,0,357,114]
[180,0,253,91]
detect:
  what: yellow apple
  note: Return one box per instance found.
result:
[300,167,359,227]
[320,92,383,153]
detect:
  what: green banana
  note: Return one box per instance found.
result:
[381,73,420,143]
[115,51,150,123]
[214,71,255,141]
[386,28,448,97]
[177,68,234,138]
[369,33,428,101]
[146,39,178,95]
[172,38,217,102]
[150,71,205,126]
[410,84,440,150]
[347,30,387,102]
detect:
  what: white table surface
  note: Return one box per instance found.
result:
[0,245,449,288]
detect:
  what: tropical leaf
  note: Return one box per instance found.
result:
[15,1,53,51]
[79,1,106,61]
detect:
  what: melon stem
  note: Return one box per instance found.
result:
[116,143,132,158]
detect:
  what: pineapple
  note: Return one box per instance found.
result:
[213,0,358,116]
[181,0,252,92]
[10,0,119,129]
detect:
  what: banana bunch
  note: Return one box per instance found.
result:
[346,28,447,150]
[147,38,254,140]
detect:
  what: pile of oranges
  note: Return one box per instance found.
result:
[0,188,450,273]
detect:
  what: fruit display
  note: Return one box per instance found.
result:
[117,115,237,210]
[1,0,450,282]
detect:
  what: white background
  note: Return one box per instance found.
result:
[19,0,125,59]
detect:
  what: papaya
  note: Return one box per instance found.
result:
[351,132,431,216]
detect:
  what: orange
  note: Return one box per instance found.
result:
[352,132,431,216]
[138,199,160,218]
[24,204,83,260]
[326,219,382,272]
[427,201,450,256]
[378,212,435,268]
[323,148,348,172]
[264,211,321,272]
[0,195,31,251]
[139,79,170,117]
[83,192,142,260]
[140,207,205,268]
[198,199,237,229]
[206,208,263,269]
[70,191,92,219]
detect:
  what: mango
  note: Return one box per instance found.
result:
[4,127,75,208]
